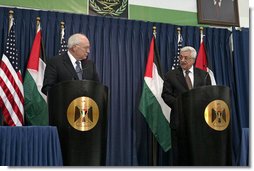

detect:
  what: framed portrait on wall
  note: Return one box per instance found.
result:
[197,0,240,26]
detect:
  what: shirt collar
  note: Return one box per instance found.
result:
[67,51,79,67]
[183,65,194,74]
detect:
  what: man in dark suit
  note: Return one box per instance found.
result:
[41,33,99,95]
[162,46,211,165]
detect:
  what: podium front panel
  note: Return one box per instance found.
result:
[48,80,108,166]
[176,85,232,166]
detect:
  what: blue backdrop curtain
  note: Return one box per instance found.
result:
[0,7,249,166]
[231,27,249,166]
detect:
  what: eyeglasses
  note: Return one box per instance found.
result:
[178,55,194,61]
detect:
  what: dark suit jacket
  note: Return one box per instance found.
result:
[162,67,211,129]
[41,53,99,95]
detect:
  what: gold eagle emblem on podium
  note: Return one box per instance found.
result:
[204,100,230,131]
[67,97,99,131]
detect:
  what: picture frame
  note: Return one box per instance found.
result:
[197,0,240,26]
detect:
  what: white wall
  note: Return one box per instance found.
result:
[129,0,197,12]
[129,0,249,27]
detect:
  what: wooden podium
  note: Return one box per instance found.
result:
[175,85,232,166]
[48,80,108,166]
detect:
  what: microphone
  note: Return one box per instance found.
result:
[204,71,209,85]
[74,59,89,80]
[204,67,212,86]
[76,67,86,73]
[75,67,86,80]
[201,64,209,86]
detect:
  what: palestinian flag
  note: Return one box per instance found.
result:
[24,25,48,125]
[139,36,171,152]
[195,35,216,85]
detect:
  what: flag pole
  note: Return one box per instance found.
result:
[153,26,156,38]
[60,21,65,29]
[177,27,181,35]
[177,27,181,43]
[36,17,40,31]
[60,21,64,40]
[177,27,181,57]
[8,10,14,33]
[151,26,158,166]
[199,26,204,43]
[60,22,65,32]
[199,26,207,69]
[172,27,182,70]
[1,10,14,125]
[58,21,68,55]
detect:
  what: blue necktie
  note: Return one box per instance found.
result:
[75,60,83,80]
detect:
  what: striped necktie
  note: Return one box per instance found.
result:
[75,60,83,80]
[185,70,192,89]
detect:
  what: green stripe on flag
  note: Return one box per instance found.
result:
[24,71,48,125]
[139,82,171,151]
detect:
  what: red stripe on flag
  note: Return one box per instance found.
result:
[0,76,24,124]
[195,41,208,71]
[17,71,23,83]
[26,30,42,70]
[0,60,24,125]
[144,37,155,78]
[0,61,24,101]
[0,98,15,126]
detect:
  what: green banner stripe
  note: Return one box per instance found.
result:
[0,0,202,26]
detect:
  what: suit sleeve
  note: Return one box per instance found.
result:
[92,62,100,82]
[161,73,177,108]
[41,59,58,95]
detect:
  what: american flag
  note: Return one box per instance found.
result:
[58,26,68,55]
[171,33,183,70]
[0,18,24,126]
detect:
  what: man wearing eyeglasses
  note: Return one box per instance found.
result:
[161,46,211,165]
[42,33,99,95]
